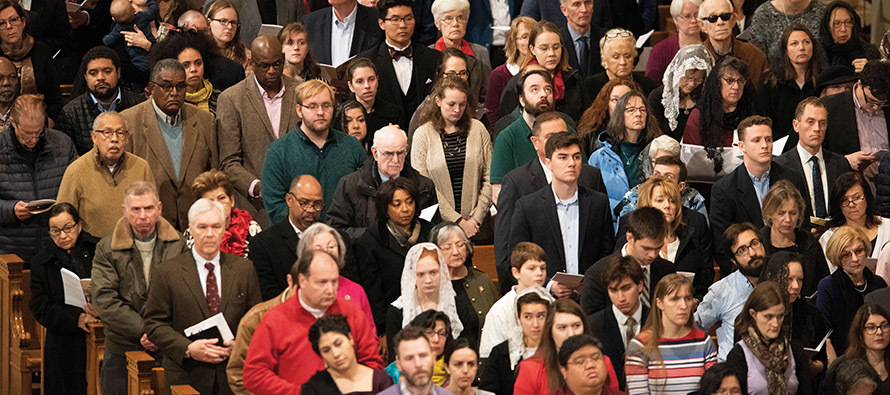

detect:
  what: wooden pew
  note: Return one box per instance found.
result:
[170,385,201,395]
[0,253,43,395]
[473,244,499,293]
[127,350,165,395]
[86,322,105,395]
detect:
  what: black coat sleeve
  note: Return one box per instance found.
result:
[246,235,281,301]
[358,233,387,334]
[495,172,521,295]
[580,262,607,317]
[385,306,403,363]
[479,340,515,395]
[29,256,84,334]
[725,343,749,393]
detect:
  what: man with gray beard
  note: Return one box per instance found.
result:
[0,57,19,129]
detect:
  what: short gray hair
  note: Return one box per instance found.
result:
[670,0,702,17]
[297,223,347,269]
[187,198,226,225]
[599,28,637,55]
[429,221,473,257]
[647,135,681,159]
[92,111,127,132]
[151,58,185,81]
[431,0,469,21]
[123,181,159,205]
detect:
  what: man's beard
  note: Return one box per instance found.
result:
[91,84,118,102]
[524,98,554,117]
[0,89,14,102]
[737,255,765,278]
[304,118,331,134]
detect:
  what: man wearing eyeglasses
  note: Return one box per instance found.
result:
[301,0,383,67]
[122,59,217,231]
[57,111,155,238]
[261,79,366,224]
[698,0,767,86]
[218,36,301,228]
[249,174,325,300]
[359,0,441,129]
[0,94,76,262]
[327,125,436,244]
[695,222,766,362]
[823,60,890,177]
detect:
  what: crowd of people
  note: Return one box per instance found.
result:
[7,0,890,394]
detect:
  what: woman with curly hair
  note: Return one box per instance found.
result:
[577,78,641,154]
[150,30,223,114]
[334,100,370,152]
[277,22,323,83]
[186,169,261,256]
[204,0,250,69]
[682,56,759,176]
[759,24,826,149]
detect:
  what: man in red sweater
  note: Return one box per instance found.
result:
[242,250,384,394]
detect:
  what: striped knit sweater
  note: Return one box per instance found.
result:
[625,328,718,395]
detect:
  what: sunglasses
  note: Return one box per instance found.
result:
[701,12,732,23]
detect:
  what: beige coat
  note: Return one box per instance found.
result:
[123,101,218,231]
[411,119,492,223]
[217,75,301,227]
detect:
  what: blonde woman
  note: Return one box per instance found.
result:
[625,274,717,394]
[485,16,536,124]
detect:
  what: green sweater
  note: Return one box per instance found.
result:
[490,116,578,184]
[261,126,365,224]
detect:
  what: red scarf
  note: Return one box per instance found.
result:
[220,207,252,256]
[434,37,475,57]
[527,60,565,100]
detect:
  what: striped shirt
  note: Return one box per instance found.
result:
[625,328,718,395]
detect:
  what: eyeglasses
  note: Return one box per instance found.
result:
[841,194,865,207]
[840,246,867,261]
[49,223,77,238]
[378,149,408,159]
[211,18,239,28]
[832,20,854,29]
[625,106,648,115]
[567,352,603,366]
[722,76,747,87]
[733,238,762,257]
[303,103,334,112]
[439,241,467,252]
[675,13,697,22]
[701,13,733,23]
[252,59,284,71]
[444,70,470,79]
[93,128,129,138]
[604,31,634,40]
[864,322,890,335]
[0,16,23,30]
[383,15,415,25]
[423,329,448,338]
[15,125,45,142]
[534,44,562,53]
[439,14,467,25]
[288,193,323,212]
[153,81,188,93]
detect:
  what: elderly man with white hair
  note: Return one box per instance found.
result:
[699,0,768,85]
[430,0,492,103]
[143,198,262,395]
[645,0,703,84]
[327,125,437,242]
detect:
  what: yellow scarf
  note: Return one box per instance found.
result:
[185,79,213,112]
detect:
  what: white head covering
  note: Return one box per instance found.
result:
[392,243,464,338]
[507,286,555,369]
[661,44,715,132]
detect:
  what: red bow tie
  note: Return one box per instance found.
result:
[389,46,413,60]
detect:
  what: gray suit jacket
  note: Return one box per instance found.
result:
[124,101,218,230]
[217,76,301,227]
[204,0,305,47]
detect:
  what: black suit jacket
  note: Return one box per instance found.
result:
[359,42,441,127]
[27,0,73,54]
[495,160,607,294]
[246,219,299,300]
[588,304,650,391]
[823,89,890,155]
[302,5,383,65]
[774,145,852,218]
[580,252,675,316]
[615,208,714,301]
[559,24,606,78]
[509,185,614,283]
[709,160,810,276]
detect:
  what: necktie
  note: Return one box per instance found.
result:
[205,262,220,315]
[811,157,827,218]
[389,46,414,61]
[578,36,589,75]
[641,266,650,309]
[625,316,637,346]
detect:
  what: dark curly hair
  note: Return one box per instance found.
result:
[149,30,223,83]
[859,60,890,102]
[696,56,758,173]
[333,100,368,144]
[828,172,882,229]
[308,314,352,356]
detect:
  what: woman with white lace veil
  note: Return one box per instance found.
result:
[649,44,714,141]
[384,243,477,361]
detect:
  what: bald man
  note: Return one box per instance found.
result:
[217,35,301,228]
[326,125,437,243]
[248,174,324,299]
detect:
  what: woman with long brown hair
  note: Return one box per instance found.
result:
[412,76,491,240]
[485,16,536,124]
[577,78,641,154]
[625,274,717,394]
[277,22,323,83]
[823,303,890,394]
[204,0,250,69]
[513,299,619,394]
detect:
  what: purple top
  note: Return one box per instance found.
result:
[739,340,799,395]
[485,64,516,125]
[645,34,679,86]
[340,276,377,334]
